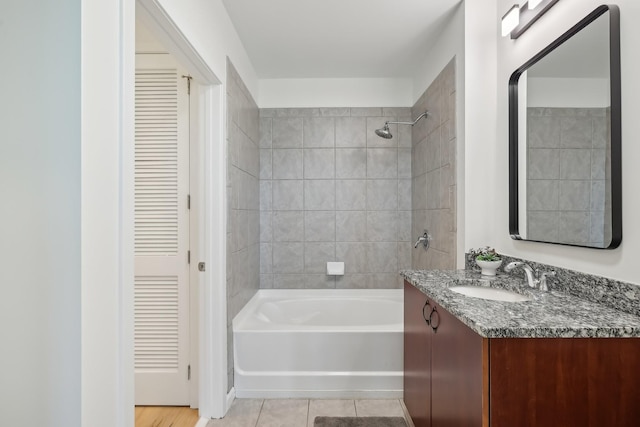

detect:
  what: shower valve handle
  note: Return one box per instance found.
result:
[414,230,432,250]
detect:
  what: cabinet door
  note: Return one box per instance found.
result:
[430,304,487,427]
[404,282,432,427]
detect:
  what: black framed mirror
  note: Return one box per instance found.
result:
[509,5,621,249]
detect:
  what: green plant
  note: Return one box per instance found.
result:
[470,246,501,262]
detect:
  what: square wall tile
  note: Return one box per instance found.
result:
[527,116,560,148]
[527,180,559,211]
[272,211,304,242]
[335,274,370,289]
[304,117,335,147]
[366,242,398,273]
[260,211,272,242]
[591,148,606,180]
[336,180,367,210]
[398,179,412,210]
[558,211,590,244]
[272,118,303,148]
[336,117,366,147]
[559,180,591,211]
[304,274,336,289]
[260,149,272,179]
[527,211,559,242]
[336,148,366,179]
[560,116,592,148]
[304,148,335,179]
[528,149,560,179]
[398,148,412,178]
[367,211,398,242]
[304,242,336,273]
[305,211,336,242]
[336,211,367,242]
[367,180,398,210]
[559,149,591,180]
[259,117,272,148]
[272,180,304,210]
[272,149,303,179]
[336,242,367,273]
[367,148,398,179]
[305,180,335,210]
[260,180,272,211]
[260,243,272,273]
[272,243,304,273]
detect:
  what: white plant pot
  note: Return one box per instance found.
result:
[476,259,502,276]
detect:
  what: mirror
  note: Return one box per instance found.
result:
[509,5,621,249]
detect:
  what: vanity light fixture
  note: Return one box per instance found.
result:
[528,0,543,9]
[501,5,520,37]
[506,0,561,39]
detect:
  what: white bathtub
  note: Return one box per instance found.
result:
[233,289,403,399]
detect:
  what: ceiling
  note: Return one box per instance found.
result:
[221,0,462,79]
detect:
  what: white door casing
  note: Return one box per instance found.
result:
[134,53,191,405]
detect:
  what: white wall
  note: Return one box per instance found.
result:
[528,77,610,107]
[81,0,135,426]
[2,0,258,424]
[463,0,499,266]
[410,1,467,267]
[153,0,259,100]
[479,0,640,284]
[0,1,81,425]
[259,78,413,108]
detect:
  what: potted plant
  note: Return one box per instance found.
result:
[470,247,502,276]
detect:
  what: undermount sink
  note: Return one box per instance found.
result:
[449,286,532,302]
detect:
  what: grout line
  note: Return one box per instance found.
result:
[253,399,265,427]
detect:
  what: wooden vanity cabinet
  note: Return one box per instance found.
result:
[404,281,486,427]
[404,281,640,427]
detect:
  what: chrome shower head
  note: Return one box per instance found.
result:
[375,124,393,139]
[374,110,429,139]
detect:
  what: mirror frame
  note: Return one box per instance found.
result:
[508,4,622,249]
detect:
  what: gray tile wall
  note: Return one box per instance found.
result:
[259,107,413,289]
[526,107,610,246]
[226,59,260,390]
[412,59,457,270]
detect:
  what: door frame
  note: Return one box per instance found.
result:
[136,0,229,419]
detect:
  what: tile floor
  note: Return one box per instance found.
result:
[206,399,410,427]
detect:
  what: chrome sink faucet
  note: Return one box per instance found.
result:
[504,261,556,291]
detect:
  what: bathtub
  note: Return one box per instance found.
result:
[233,289,403,399]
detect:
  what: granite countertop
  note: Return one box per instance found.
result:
[401,269,640,338]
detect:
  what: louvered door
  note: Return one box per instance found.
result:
[134,53,190,405]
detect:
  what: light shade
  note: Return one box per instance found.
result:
[502,5,520,37]
[528,0,544,9]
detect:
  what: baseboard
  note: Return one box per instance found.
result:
[194,417,209,427]
[399,400,415,427]
[226,387,236,413]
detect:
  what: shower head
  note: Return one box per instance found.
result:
[375,124,393,139]
[374,111,429,139]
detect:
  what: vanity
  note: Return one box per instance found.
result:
[402,269,640,427]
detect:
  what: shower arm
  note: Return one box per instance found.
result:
[383,110,429,127]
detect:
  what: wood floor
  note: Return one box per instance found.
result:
[135,406,200,427]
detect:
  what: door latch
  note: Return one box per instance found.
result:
[198,262,206,272]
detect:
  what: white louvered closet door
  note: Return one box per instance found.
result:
[134,53,190,405]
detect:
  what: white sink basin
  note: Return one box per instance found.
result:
[449,286,531,302]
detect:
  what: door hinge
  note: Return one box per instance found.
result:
[187,250,191,264]
[187,194,191,210]
[182,74,192,95]
[188,364,191,380]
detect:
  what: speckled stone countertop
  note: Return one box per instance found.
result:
[401,269,640,338]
